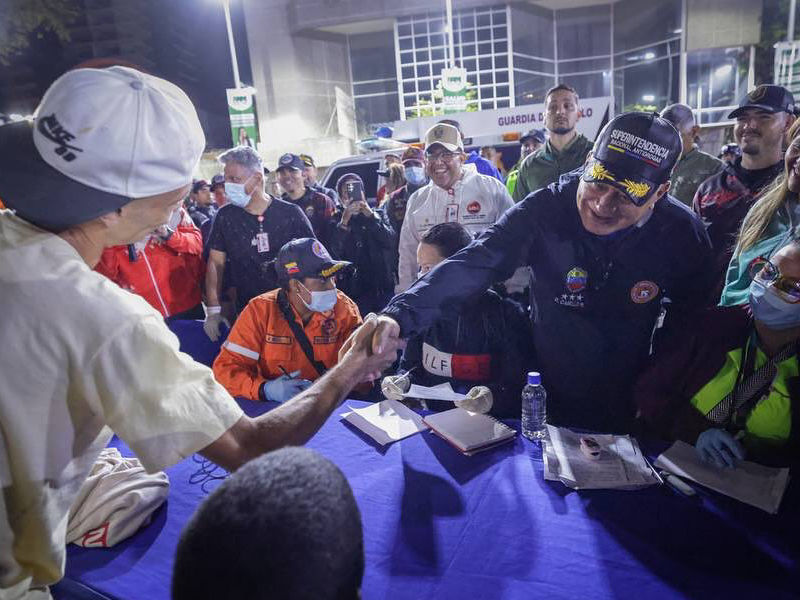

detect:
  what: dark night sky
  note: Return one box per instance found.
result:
[0,0,253,148]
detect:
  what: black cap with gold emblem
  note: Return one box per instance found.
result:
[582,112,682,206]
[728,84,796,119]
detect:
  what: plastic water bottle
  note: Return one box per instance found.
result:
[521,371,546,440]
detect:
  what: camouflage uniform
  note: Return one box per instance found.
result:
[668,147,723,206]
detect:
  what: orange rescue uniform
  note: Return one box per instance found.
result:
[213,288,362,400]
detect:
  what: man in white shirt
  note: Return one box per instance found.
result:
[0,66,399,600]
[396,123,520,292]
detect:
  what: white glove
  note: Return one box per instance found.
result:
[455,386,493,414]
[381,373,411,401]
[203,306,229,342]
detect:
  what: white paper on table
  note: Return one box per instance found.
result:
[341,399,428,446]
[404,382,467,402]
[654,440,790,514]
[545,425,657,490]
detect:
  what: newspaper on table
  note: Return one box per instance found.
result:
[655,440,790,514]
[542,425,659,490]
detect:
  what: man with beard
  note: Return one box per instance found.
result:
[693,85,796,298]
[513,84,593,201]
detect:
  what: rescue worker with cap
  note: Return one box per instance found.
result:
[694,84,797,301]
[213,237,363,402]
[660,103,722,207]
[719,142,741,165]
[382,222,534,418]
[506,128,545,198]
[300,153,340,208]
[351,112,716,433]
[0,66,399,599]
[513,84,594,202]
[278,153,339,249]
[396,122,524,293]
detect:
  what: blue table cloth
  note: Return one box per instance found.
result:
[55,399,799,600]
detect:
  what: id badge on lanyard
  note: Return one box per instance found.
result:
[445,188,458,223]
[255,215,270,253]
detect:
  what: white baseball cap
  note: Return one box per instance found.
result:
[0,66,205,231]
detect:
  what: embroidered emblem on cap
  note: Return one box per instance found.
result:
[630,280,659,304]
[589,162,614,182]
[37,114,83,162]
[620,179,650,199]
[565,267,588,293]
[285,261,299,275]
[280,154,293,164]
[311,240,329,259]
[748,85,767,103]
[434,126,444,139]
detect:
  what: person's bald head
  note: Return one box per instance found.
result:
[661,103,698,157]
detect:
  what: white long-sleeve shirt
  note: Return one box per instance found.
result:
[397,164,527,292]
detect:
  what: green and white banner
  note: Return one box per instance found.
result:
[441,67,468,114]
[226,86,259,149]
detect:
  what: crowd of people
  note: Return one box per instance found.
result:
[2,63,800,599]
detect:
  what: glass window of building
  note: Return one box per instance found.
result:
[687,46,749,124]
[396,6,511,118]
[510,4,555,106]
[612,0,681,113]
[349,31,400,135]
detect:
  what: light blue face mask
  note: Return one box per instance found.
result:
[749,278,800,330]
[224,180,252,208]
[404,166,427,186]
[298,281,337,313]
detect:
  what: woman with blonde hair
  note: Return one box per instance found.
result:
[721,119,800,305]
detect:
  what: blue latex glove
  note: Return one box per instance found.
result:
[696,428,745,469]
[261,371,313,403]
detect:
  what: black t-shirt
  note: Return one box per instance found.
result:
[208,198,314,310]
[733,158,783,191]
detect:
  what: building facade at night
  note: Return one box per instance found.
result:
[243,0,765,162]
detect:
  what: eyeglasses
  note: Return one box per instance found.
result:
[749,258,800,303]
[425,151,458,163]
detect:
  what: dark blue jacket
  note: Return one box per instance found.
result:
[399,289,534,418]
[383,172,716,432]
[465,151,503,181]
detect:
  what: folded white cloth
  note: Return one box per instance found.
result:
[66,447,169,548]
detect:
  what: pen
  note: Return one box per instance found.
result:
[659,470,696,497]
[279,365,296,379]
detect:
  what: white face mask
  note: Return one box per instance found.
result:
[224,178,253,208]
[298,281,337,313]
[405,166,427,186]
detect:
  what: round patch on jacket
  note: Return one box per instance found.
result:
[565,267,588,293]
[467,201,481,214]
[630,280,659,304]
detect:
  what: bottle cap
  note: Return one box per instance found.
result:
[527,371,541,385]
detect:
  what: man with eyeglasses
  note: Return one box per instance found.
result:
[636,241,800,468]
[396,122,518,292]
[356,113,716,433]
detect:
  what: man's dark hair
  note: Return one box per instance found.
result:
[421,222,473,258]
[545,83,579,103]
[172,447,364,600]
[660,103,695,131]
